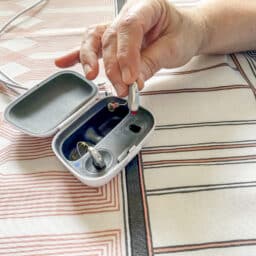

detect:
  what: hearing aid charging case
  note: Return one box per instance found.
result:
[4,71,155,187]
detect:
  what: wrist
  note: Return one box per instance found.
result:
[177,7,209,56]
[192,7,210,55]
[180,7,209,56]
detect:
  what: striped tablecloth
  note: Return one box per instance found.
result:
[1,1,256,255]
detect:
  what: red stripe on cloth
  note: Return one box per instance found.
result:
[0,229,121,256]
[140,85,250,96]
[154,239,256,253]
[0,175,120,218]
[142,142,256,154]
[144,154,256,167]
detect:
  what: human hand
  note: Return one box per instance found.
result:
[55,0,205,96]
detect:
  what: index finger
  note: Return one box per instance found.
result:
[116,0,164,84]
[55,50,80,68]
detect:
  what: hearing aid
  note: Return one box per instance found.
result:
[128,81,139,115]
[76,141,106,170]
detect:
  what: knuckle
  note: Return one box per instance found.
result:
[105,66,115,79]
[117,51,128,63]
[102,28,117,49]
[85,25,97,37]
[79,51,87,62]
[80,43,87,52]
[119,14,140,30]
[83,24,105,42]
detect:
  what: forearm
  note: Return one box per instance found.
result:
[195,0,256,54]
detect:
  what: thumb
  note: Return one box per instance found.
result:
[116,0,165,84]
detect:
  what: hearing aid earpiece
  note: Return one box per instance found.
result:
[69,148,80,161]
[87,146,106,170]
[107,102,119,112]
[69,141,89,161]
[76,141,88,157]
[107,101,127,112]
[76,141,106,170]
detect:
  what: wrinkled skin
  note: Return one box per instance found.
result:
[55,0,204,96]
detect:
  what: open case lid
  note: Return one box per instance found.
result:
[4,71,98,137]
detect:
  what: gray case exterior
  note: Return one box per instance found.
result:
[4,71,155,186]
[4,71,98,136]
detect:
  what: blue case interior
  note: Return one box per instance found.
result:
[54,96,154,178]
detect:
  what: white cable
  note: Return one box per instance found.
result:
[2,81,21,96]
[0,70,26,87]
[0,0,47,35]
[0,67,27,94]
[0,0,48,94]
[0,0,112,97]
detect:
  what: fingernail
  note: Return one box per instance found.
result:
[122,67,131,84]
[83,64,91,76]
